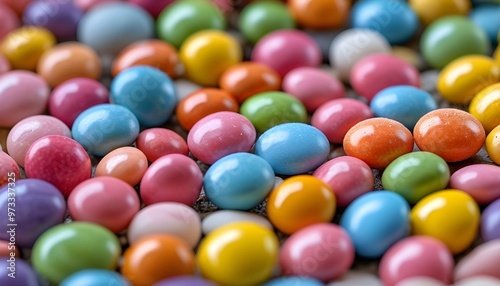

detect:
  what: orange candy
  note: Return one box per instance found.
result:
[121,234,195,286]
[414,108,485,162]
[288,0,351,30]
[219,62,281,103]
[95,147,148,186]
[176,88,239,130]
[343,118,414,169]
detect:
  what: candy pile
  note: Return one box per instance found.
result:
[1,0,500,285]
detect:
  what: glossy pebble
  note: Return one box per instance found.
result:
[370,86,437,130]
[351,54,421,102]
[255,123,330,175]
[288,0,350,29]
[326,270,383,286]
[382,152,450,204]
[0,259,38,286]
[455,276,500,286]
[127,202,201,247]
[140,154,202,206]
[60,269,129,286]
[0,151,19,187]
[96,147,148,186]
[450,164,500,205]
[0,179,65,247]
[48,78,109,127]
[469,5,500,44]
[7,115,71,167]
[410,190,480,254]
[486,124,500,164]
[470,82,500,133]
[0,3,18,40]
[153,276,216,286]
[252,30,322,78]
[413,108,485,162]
[187,111,256,165]
[482,198,500,241]
[72,104,140,157]
[394,277,447,286]
[197,222,279,285]
[127,0,174,18]
[201,210,272,235]
[409,0,470,26]
[313,156,374,207]
[264,276,324,286]
[32,222,121,285]
[0,71,50,128]
[24,135,91,198]
[343,118,414,169]
[340,191,410,258]
[136,128,189,162]
[267,175,335,234]
[455,239,500,281]
[311,98,373,144]
[379,236,454,286]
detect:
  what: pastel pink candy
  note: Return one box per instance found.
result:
[0,54,11,74]
[449,164,500,205]
[0,3,19,40]
[455,239,500,281]
[0,151,19,187]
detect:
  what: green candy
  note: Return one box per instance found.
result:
[240,91,307,133]
[157,0,226,48]
[382,152,450,204]
[420,16,490,69]
[32,222,121,285]
[238,1,295,45]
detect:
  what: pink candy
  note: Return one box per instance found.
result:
[136,128,189,162]
[0,151,19,187]
[449,164,500,205]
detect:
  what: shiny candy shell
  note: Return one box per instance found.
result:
[409,0,470,26]
[0,259,38,286]
[469,82,500,133]
[136,128,189,162]
[449,164,500,205]
[264,277,324,286]
[201,210,273,235]
[96,147,148,186]
[454,239,500,281]
[288,0,350,30]
[482,198,500,241]
[60,269,129,286]
[0,151,19,187]
[153,276,216,286]
[486,124,500,164]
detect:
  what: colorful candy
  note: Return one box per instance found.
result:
[469,82,500,133]
[0,151,19,187]
[95,147,148,186]
[486,124,500,164]
[136,128,189,162]
[454,239,500,281]
[469,4,500,45]
[481,198,500,241]
[153,276,216,286]
[201,210,273,235]
[288,0,350,30]
[60,269,130,286]
[0,259,39,286]
[409,0,470,26]
[127,0,174,18]
[0,3,19,40]
[265,276,324,286]
[449,164,500,205]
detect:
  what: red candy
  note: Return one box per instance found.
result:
[136,128,189,162]
[0,151,19,187]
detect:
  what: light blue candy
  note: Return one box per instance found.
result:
[469,5,500,45]
[110,66,177,127]
[340,191,410,258]
[254,123,330,175]
[263,276,325,286]
[60,269,129,286]
[370,85,437,130]
[72,104,140,156]
[204,152,275,210]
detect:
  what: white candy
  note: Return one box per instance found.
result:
[202,210,273,235]
[327,270,383,286]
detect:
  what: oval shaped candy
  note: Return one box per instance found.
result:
[60,269,129,286]
[482,198,500,241]
[486,124,500,164]
[449,164,500,205]
[469,82,500,133]
[455,239,500,281]
[136,128,189,162]
[202,210,272,235]
[95,147,148,186]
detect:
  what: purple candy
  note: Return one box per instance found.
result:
[482,198,500,242]
[0,179,66,248]
[153,276,216,286]
[0,259,39,286]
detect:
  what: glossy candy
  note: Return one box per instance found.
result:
[127,0,174,18]
[267,175,336,234]
[0,151,19,187]
[413,108,485,162]
[469,82,500,133]
[265,277,324,286]
[197,222,279,285]
[24,135,91,198]
[61,270,129,286]
[255,123,330,175]
[410,190,480,254]
[450,164,500,205]
[288,0,350,30]
[74,0,121,11]
[0,259,39,286]
[469,5,500,45]
[395,277,447,286]
[486,124,500,164]
[72,104,140,157]
[455,239,500,281]
[409,0,470,26]
[481,198,500,241]
[201,210,273,235]
[96,147,148,186]
[153,276,216,286]
[0,3,18,40]
[136,128,189,162]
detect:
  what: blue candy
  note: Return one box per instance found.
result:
[263,276,324,286]
[469,5,500,45]
[60,269,129,286]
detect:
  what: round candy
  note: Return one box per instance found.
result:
[96,147,148,186]
[74,0,121,11]
[313,156,374,207]
[204,152,275,210]
[470,5,500,45]
[180,30,242,86]
[413,108,485,162]
[77,2,154,55]
[340,191,410,258]
[24,135,91,198]
[267,175,336,234]
[280,223,355,281]
[0,54,10,74]
[112,39,179,78]
[379,236,454,286]
[311,98,373,144]
[197,222,279,285]
[32,222,121,285]
[157,0,225,48]
[72,104,140,157]
[140,154,203,206]
[176,88,239,130]
[482,198,500,241]
[351,0,419,45]
[455,239,500,281]
[127,202,201,247]
[420,16,490,69]
[0,0,31,16]
[61,269,129,286]
[187,111,256,165]
[0,259,38,286]
[370,86,437,130]
[122,234,195,285]
[470,82,500,133]
[0,3,19,41]
[283,67,345,112]
[240,91,307,133]
[486,124,500,164]
[153,276,216,286]
[0,179,65,248]
[395,277,447,286]
[219,62,282,103]
[110,66,177,127]
[201,210,273,235]
[136,128,189,162]
[265,277,324,286]
[7,115,71,167]
[0,71,50,127]
[450,164,500,205]
[126,0,174,18]
[255,123,330,175]
[409,0,470,26]
[0,151,19,187]
[410,190,480,254]
[37,42,102,88]
[382,152,450,204]
[351,54,421,102]
[288,0,350,29]
[252,30,322,78]
[343,118,414,169]
[238,1,295,44]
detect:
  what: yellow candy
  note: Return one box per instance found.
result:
[180,30,242,86]
[469,83,500,133]
[1,27,56,70]
[410,190,480,254]
[409,0,470,26]
[486,124,500,165]
[437,55,500,104]
[197,222,279,286]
